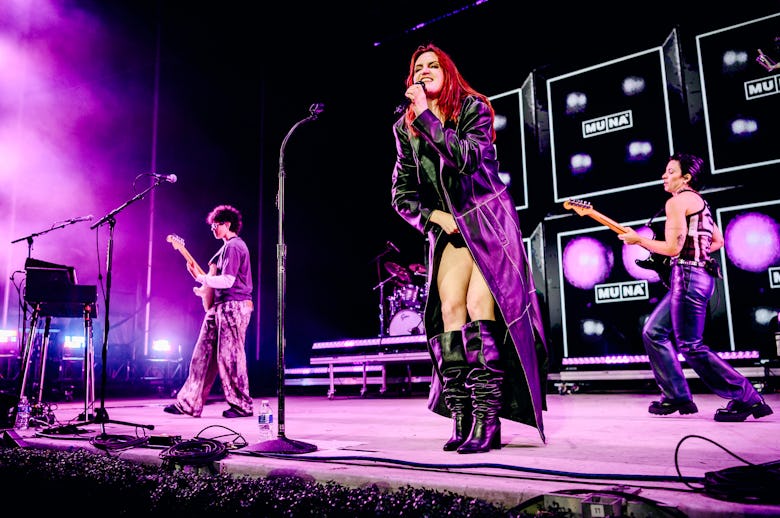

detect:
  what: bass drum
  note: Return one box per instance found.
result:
[387,309,425,336]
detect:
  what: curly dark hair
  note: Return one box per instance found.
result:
[670,152,705,189]
[207,204,242,234]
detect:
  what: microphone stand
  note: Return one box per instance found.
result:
[77,180,173,434]
[247,104,323,454]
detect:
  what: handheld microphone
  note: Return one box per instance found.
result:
[69,215,93,223]
[756,49,778,71]
[150,173,177,183]
[386,240,400,253]
[394,81,426,115]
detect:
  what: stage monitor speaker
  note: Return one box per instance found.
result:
[0,391,17,429]
[2,429,30,448]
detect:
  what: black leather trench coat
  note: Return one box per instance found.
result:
[391,96,548,442]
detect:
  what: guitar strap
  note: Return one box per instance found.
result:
[643,206,665,232]
[635,206,672,288]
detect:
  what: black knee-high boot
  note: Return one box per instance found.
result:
[457,320,504,454]
[430,331,472,451]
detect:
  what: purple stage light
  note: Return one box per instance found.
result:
[724,212,780,272]
[563,236,614,290]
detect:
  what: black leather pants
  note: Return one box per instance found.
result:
[642,264,759,405]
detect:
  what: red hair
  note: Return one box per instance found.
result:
[404,43,495,141]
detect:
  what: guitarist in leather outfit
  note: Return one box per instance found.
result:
[618,153,772,422]
[164,204,255,419]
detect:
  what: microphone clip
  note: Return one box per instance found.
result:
[308,103,325,120]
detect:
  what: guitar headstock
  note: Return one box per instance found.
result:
[563,199,593,217]
[166,234,185,251]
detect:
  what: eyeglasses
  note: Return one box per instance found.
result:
[210,222,226,230]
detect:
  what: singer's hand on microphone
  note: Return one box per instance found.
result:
[404,81,428,115]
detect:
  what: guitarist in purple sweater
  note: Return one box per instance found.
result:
[164,204,255,419]
[618,153,772,422]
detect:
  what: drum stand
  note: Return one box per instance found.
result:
[17,304,52,424]
[370,243,404,337]
[372,276,397,337]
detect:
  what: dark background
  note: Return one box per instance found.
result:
[3,1,778,397]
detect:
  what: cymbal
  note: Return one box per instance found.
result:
[385,261,411,283]
[409,263,426,275]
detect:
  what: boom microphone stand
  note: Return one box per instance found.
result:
[247,104,323,454]
[79,176,174,433]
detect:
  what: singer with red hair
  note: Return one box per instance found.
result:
[391,43,548,453]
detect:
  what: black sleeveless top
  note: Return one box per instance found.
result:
[678,189,716,262]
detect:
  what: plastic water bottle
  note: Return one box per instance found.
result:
[257,400,274,441]
[14,396,31,430]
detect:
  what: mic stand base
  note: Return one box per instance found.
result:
[76,411,95,422]
[245,435,317,455]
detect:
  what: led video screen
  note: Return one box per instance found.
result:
[717,199,780,356]
[696,13,780,174]
[556,219,730,359]
[489,88,528,210]
[546,47,675,202]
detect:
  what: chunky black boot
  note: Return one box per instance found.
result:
[430,331,472,451]
[457,320,504,454]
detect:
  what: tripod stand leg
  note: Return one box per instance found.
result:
[327,363,335,400]
[36,316,52,404]
[79,304,95,421]
[18,306,41,401]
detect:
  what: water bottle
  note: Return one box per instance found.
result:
[14,396,31,430]
[257,400,274,441]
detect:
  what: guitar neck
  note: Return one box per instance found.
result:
[176,248,206,277]
[586,211,629,234]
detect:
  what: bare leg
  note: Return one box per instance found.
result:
[465,262,495,321]
[437,242,472,332]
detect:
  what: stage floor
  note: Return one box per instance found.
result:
[4,391,780,517]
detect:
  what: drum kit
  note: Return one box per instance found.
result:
[384,261,428,336]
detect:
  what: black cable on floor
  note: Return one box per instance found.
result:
[675,434,780,505]
[159,437,227,467]
[91,433,149,452]
[194,424,248,451]
[241,451,703,484]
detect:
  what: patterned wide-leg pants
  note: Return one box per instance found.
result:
[175,300,254,416]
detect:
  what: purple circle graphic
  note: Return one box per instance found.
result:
[725,212,780,272]
[563,236,614,290]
